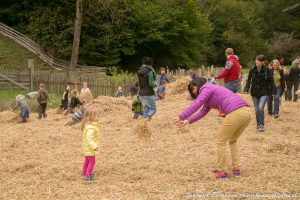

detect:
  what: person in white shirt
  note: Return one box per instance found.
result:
[80,82,91,95]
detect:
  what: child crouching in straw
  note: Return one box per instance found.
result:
[81,107,100,181]
[13,95,30,123]
[173,77,251,179]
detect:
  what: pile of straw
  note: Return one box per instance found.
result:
[0,110,18,123]
[78,92,94,104]
[133,119,152,140]
[167,76,190,95]
[0,77,299,199]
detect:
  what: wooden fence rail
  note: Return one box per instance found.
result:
[31,70,133,97]
[0,72,30,90]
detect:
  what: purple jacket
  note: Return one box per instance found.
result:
[179,82,248,123]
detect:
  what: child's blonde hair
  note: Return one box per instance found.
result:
[81,106,99,130]
[71,90,78,97]
[208,72,214,77]
[16,94,25,100]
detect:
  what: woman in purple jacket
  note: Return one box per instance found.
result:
[174,78,251,179]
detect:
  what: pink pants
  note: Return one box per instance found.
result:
[82,156,95,178]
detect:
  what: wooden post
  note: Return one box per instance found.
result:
[28,59,34,90]
[201,65,205,77]
[210,65,214,74]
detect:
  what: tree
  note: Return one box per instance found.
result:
[26,0,75,58]
[268,33,300,60]
[1,0,298,70]
[69,0,83,69]
[198,0,267,67]
[131,0,211,68]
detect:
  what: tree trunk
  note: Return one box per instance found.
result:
[68,0,83,82]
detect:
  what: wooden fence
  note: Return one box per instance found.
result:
[33,70,136,97]
[0,72,30,90]
[32,66,225,97]
[0,67,229,111]
[168,65,223,79]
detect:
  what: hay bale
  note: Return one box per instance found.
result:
[167,77,190,95]
[78,92,93,104]
[92,96,131,109]
[0,111,18,123]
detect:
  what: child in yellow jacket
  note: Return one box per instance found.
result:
[81,107,100,181]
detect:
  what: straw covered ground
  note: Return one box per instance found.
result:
[0,78,299,200]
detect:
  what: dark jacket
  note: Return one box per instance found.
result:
[270,69,285,96]
[288,66,300,81]
[138,65,155,96]
[70,96,83,109]
[37,89,49,104]
[244,65,276,98]
[62,90,69,102]
[283,72,289,82]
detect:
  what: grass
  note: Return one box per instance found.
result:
[0,34,51,72]
[0,90,62,111]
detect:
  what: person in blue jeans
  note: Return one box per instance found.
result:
[137,57,157,119]
[156,80,167,100]
[156,67,169,88]
[13,95,30,123]
[244,55,276,132]
[267,60,285,118]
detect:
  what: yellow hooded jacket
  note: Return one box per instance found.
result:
[82,122,100,156]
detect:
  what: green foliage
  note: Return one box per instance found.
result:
[106,66,135,81]
[258,0,300,62]
[199,0,268,67]
[132,0,211,67]
[258,0,300,39]
[79,0,135,67]
[0,0,299,70]
[26,1,75,58]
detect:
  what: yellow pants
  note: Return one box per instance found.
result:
[217,106,251,172]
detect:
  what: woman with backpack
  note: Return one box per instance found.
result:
[244,55,276,132]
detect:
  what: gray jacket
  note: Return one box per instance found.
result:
[14,98,29,110]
